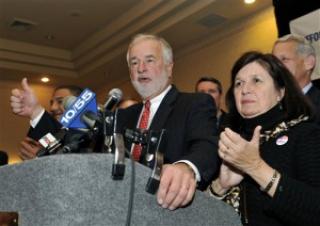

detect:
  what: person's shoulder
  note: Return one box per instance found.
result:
[177,92,216,110]
[292,120,320,135]
[118,102,141,114]
[306,86,320,121]
[0,150,7,157]
[0,150,8,165]
[312,78,320,90]
[313,86,320,101]
[289,121,320,156]
[116,102,142,129]
[307,85,320,99]
[312,85,320,93]
[117,102,142,122]
[178,91,213,103]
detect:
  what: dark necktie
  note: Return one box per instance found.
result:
[132,100,151,161]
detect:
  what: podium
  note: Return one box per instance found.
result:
[0,154,241,226]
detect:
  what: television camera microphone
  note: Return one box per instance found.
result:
[61,88,123,130]
[37,128,68,157]
[61,88,124,155]
[36,89,98,157]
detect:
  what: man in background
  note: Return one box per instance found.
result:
[272,34,320,116]
[195,76,226,133]
[313,78,320,89]
[15,79,82,160]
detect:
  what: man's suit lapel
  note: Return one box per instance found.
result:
[306,85,320,105]
[149,86,178,130]
[128,103,143,129]
[306,85,315,98]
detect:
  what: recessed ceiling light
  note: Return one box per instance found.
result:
[41,77,50,83]
[244,0,255,4]
[9,18,37,32]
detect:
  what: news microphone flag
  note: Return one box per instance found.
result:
[60,89,97,129]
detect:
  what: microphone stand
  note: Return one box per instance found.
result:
[145,129,165,194]
[111,109,126,180]
[104,110,114,153]
[125,128,166,194]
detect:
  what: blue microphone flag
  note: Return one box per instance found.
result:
[60,89,97,129]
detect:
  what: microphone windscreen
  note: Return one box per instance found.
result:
[60,89,97,129]
[81,111,100,129]
[103,88,123,110]
[62,96,77,110]
[109,88,123,100]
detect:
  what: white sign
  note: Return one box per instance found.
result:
[290,9,320,80]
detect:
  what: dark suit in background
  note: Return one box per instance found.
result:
[306,85,320,107]
[0,151,8,166]
[306,85,320,123]
[27,111,61,141]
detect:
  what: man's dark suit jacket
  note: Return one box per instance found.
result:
[306,85,320,123]
[28,86,219,189]
[306,85,320,107]
[118,86,219,189]
[28,111,61,141]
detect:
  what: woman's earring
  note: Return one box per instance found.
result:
[277,96,283,110]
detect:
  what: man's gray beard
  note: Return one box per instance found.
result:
[131,81,154,99]
[131,77,169,99]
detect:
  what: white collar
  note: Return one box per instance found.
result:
[144,85,172,106]
[141,85,172,128]
[302,82,312,94]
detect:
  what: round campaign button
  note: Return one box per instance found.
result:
[276,135,288,145]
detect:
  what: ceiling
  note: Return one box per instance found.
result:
[0,0,272,88]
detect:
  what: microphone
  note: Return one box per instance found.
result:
[81,110,103,136]
[38,89,109,156]
[59,88,122,154]
[60,88,98,129]
[81,111,99,129]
[63,95,104,133]
[63,96,102,114]
[103,88,123,111]
[37,129,68,157]
[62,95,77,110]
[101,88,123,152]
[60,132,92,153]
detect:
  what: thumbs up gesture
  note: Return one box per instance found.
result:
[10,78,43,119]
[218,126,263,174]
